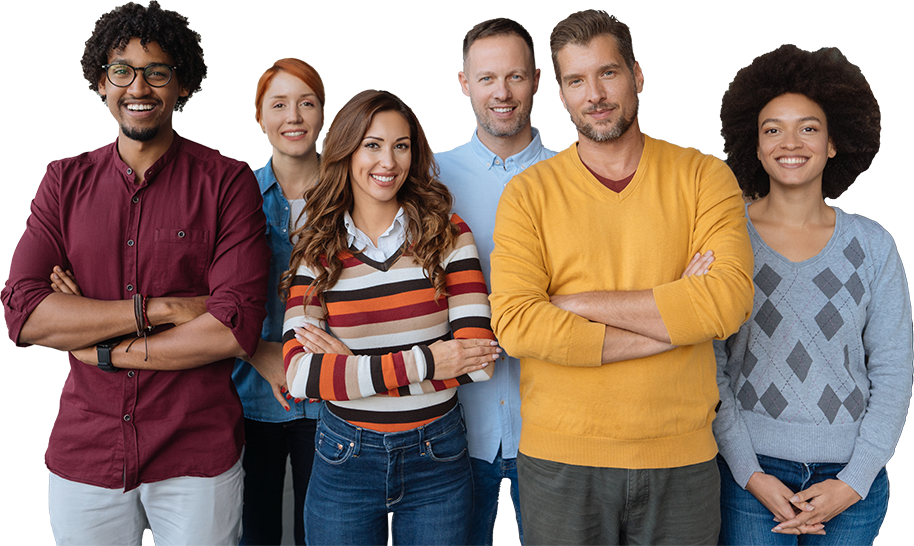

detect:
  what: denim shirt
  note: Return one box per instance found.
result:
[232,158,320,422]
[435,128,556,463]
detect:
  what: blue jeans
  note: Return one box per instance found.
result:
[305,404,474,545]
[240,417,316,545]
[468,447,523,545]
[718,454,889,545]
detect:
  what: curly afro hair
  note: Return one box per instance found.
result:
[81,1,206,111]
[720,44,880,200]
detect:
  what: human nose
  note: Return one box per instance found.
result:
[781,131,802,150]
[378,146,396,168]
[288,105,303,123]
[585,79,605,104]
[127,68,152,96]
[493,79,511,101]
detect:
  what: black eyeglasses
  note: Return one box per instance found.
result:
[102,63,178,88]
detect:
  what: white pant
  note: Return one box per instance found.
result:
[48,457,243,546]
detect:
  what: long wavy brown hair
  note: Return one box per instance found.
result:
[279,90,458,304]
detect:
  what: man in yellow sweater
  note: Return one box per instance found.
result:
[489,10,754,545]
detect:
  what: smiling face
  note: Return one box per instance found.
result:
[349,110,412,214]
[757,93,836,192]
[97,38,188,144]
[260,71,324,161]
[460,34,539,140]
[557,34,643,143]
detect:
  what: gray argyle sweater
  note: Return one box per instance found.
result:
[714,206,913,499]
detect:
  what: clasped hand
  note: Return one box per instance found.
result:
[746,472,861,536]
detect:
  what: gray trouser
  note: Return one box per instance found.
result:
[518,452,720,546]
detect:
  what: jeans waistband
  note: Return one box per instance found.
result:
[320,402,464,451]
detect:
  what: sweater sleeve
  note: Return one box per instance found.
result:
[837,226,913,498]
[713,337,765,488]
[653,156,755,346]
[282,264,433,401]
[489,174,606,367]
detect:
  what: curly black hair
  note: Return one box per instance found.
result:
[720,44,880,200]
[81,1,206,111]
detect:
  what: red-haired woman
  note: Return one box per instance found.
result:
[281,89,500,545]
[233,58,326,546]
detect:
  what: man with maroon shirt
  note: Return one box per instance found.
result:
[1,2,268,544]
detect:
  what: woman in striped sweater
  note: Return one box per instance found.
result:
[280,89,500,545]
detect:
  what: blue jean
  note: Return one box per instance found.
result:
[718,454,889,545]
[240,417,316,545]
[305,404,474,545]
[468,447,523,545]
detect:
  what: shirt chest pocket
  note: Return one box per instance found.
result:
[152,228,210,295]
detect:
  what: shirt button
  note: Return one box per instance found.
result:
[500,400,505,405]
[127,240,134,247]
[126,168,133,175]
[123,414,131,422]
[132,196,139,204]
[282,228,287,233]
[177,231,185,238]
[126,284,134,292]
[127,370,135,377]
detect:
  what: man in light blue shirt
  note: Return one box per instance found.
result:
[436,18,556,546]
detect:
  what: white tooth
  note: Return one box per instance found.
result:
[373,175,394,182]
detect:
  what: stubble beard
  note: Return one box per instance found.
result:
[573,96,639,143]
[472,97,533,139]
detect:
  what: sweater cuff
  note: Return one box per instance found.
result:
[837,446,884,499]
[417,345,434,381]
[724,447,764,489]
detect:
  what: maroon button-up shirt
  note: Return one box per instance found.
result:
[2,134,269,490]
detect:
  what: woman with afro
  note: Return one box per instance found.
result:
[714,44,912,545]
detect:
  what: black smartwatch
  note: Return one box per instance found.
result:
[96,338,121,373]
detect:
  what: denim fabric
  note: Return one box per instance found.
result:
[467,448,523,545]
[718,454,889,545]
[305,404,474,545]
[240,417,316,546]
[232,158,320,422]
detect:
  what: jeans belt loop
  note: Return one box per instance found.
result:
[352,426,362,457]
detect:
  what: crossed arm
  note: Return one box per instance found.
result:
[33,266,244,370]
[551,251,715,363]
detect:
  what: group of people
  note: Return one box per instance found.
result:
[2,1,911,546]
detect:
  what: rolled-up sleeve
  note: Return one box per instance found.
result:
[2,163,66,346]
[205,165,269,357]
[653,156,754,346]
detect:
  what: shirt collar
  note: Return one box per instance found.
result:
[343,207,408,250]
[257,158,280,196]
[111,131,184,187]
[469,127,545,171]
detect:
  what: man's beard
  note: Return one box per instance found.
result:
[473,99,532,139]
[572,96,638,143]
[122,124,159,142]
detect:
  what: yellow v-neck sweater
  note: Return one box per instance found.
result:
[490,136,754,469]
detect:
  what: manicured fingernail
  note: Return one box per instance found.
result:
[790,496,799,502]
[285,406,290,412]
[294,398,302,403]
[281,386,286,393]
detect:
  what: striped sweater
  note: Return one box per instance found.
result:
[283,214,495,431]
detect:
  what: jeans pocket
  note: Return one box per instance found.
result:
[425,426,468,463]
[315,425,354,465]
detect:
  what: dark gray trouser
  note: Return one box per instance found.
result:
[517,452,720,546]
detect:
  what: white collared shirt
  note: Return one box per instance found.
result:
[343,207,408,262]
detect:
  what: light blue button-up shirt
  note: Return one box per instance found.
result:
[232,158,321,422]
[436,128,556,463]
